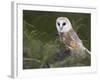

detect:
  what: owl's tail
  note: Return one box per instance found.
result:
[79,43,91,54]
[83,47,91,54]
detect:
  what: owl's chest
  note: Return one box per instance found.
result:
[60,32,71,44]
[60,32,78,49]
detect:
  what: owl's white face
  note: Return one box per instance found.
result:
[56,17,72,33]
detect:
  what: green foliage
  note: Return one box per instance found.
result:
[52,53,90,67]
[23,10,91,69]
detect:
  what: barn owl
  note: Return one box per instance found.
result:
[56,17,90,56]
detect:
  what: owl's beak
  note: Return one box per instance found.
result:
[60,26,63,32]
[60,26,63,30]
[59,26,64,32]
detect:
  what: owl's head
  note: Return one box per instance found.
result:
[56,17,72,33]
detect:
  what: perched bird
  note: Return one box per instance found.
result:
[56,17,90,56]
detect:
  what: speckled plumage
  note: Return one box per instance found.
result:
[56,17,90,56]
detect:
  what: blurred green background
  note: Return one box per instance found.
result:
[23,10,91,69]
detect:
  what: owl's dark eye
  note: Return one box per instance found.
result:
[63,22,66,26]
[57,22,60,26]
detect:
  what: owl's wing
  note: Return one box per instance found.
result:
[70,30,81,43]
